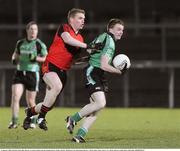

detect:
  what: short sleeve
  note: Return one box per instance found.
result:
[40,42,48,56]
[102,35,115,59]
[15,39,23,54]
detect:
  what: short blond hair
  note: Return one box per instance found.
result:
[67,8,85,21]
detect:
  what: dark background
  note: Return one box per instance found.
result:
[0,0,180,107]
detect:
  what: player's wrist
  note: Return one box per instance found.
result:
[31,57,37,62]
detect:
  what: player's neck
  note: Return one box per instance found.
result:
[27,37,36,41]
[70,24,79,34]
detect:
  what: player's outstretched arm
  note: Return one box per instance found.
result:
[61,32,87,48]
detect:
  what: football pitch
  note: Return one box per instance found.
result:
[0,107,180,149]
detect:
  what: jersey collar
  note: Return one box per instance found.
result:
[107,32,116,42]
[26,37,37,43]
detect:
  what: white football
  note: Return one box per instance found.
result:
[113,54,131,70]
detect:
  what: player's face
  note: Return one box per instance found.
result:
[70,13,85,32]
[110,24,124,41]
[26,24,38,40]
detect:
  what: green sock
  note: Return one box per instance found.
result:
[31,116,37,124]
[71,112,82,123]
[76,127,88,138]
[12,117,18,124]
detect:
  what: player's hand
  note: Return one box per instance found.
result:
[86,42,104,55]
[120,63,127,75]
[86,49,101,55]
[29,54,37,62]
[87,42,104,50]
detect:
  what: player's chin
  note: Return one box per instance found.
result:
[80,25,84,29]
[116,36,121,40]
[31,34,37,39]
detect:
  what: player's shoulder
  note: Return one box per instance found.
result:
[36,38,47,48]
[106,32,115,41]
[95,32,107,42]
[103,33,115,49]
[98,32,113,41]
[36,38,45,45]
[16,38,25,47]
[36,38,43,43]
[62,23,72,31]
[17,38,25,43]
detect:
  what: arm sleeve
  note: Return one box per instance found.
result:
[36,40,48,56]
[40,42,48,56]
[14,40,23,54]
[102,36,114,59]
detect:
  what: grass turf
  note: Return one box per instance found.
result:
[0,107,180,148]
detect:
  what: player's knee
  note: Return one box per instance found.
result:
[12,94,20,103]
[97,99,106,109]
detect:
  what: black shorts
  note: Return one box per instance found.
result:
[42,61,67,89]
[84,65,108,96]
[12,70,40,91]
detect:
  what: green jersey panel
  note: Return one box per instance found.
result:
[15,38,47,72]
[89,33,115,68]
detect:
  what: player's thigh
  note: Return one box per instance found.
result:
[91,91,106,108]
[11,84,24,101]
[43,72,63,91]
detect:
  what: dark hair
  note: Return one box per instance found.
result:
[67,8,85,20]
[26,21,37,30]
[107,18,124,31]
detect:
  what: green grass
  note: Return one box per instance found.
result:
[0,107,180,148]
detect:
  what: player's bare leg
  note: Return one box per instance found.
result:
[26,90,37,128]
[37,72,63,131]
[72,110,100,143]
[9,84,24,129]
[66,92,106,134]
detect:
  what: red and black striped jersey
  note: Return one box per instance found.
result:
[46,23,84,70]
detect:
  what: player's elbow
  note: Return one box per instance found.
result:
[63,37,71,44]
[101,63,109,72]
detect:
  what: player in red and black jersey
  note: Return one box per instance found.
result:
[22,8,102,131]
[46,22,85,70]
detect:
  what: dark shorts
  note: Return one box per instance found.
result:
[12,70,39,91]
[84,65,108,96]
[42,60,67,89]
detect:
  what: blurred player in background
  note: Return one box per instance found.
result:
[22,8,103,131]
[66,18,127,143]
[8,21,48,129]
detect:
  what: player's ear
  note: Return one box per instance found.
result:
[69,17,74,24]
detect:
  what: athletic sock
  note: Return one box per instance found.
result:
[71,112,82,123]
[76,127,88,138]
[27,106,37,117]
[38,105,50,119]
[12,116,18,124]
[31,116,37,124]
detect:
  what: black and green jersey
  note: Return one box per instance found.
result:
[89,32,115,68]
[14,38,47,72]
